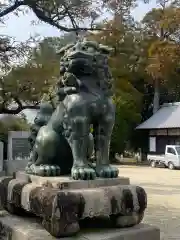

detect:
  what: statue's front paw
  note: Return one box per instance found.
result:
[71,166,96,180]
[95,165,119,178]
[28,164,61,176]
[25,162,33,174]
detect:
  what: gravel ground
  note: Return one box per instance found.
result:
[118,165,180,240]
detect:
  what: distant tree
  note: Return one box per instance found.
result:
[0,36,62,114]
[0,115,30,158]
[0,115,30,140]
[142,0,180,113]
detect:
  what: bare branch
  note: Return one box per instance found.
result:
[0,0,104,32]
[29,3,101,32]
[2,93,40,114]
[0,104,40,115]
[0,0,25,18]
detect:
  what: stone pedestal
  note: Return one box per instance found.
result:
[15,171,130,188]
[0,211,160,240]
[0,172,148,238]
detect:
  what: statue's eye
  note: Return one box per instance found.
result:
[88,47,95,52]
[82,46,86,51]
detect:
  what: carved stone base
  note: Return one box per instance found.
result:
[0,211,160,240]
[0,172,147,238]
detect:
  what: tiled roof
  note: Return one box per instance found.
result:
[136,102,180,129]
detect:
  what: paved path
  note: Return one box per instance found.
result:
[118,165,180,240]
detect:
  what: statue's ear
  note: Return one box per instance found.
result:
[56,43,75,56]
[99,44,114,55]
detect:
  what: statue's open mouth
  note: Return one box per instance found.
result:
[67,50,94,60]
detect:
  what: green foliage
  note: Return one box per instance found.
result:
[0,115,30,143]
[0,36,72,113]
[4,37,60,102]
[110,90,141,156]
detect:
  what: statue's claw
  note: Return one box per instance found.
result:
[25,164,61,176]
[95,165,119,178]
[25,165,33,174]
[71,166,96,180]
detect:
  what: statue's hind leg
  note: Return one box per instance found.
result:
[26,126,61,176]
[94,99,119,178]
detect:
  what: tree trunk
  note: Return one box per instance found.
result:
[153,78,160,114]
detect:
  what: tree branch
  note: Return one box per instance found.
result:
[13,96,23,108]
[0,1,25,18]
[21,105,40,111]
[0,92,40,115]
[0,1,104,32]
[30,5,102,32]
[12,96,40,113]
[0,104,40,115]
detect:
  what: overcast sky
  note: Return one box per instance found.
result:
[1,1,156,42]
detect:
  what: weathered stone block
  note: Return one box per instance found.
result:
[0,173,147,237]
[15,171,130,189]
[0,176,13,210]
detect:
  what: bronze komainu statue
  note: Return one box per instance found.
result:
[2,40,147,240]
[26,39,119,180]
